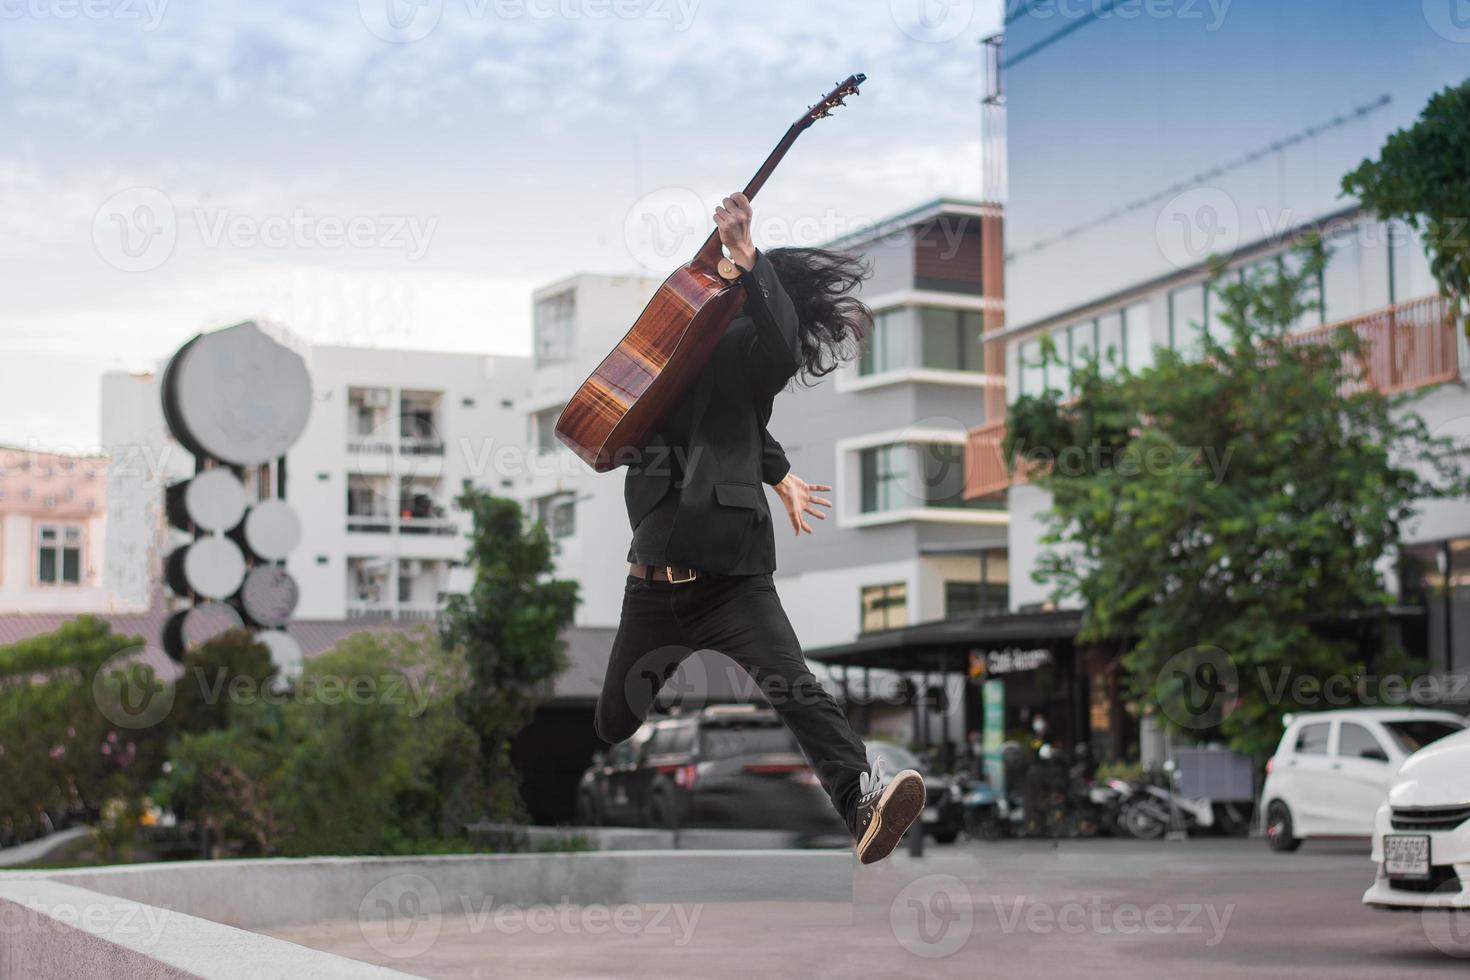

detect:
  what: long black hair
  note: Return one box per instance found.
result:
[763,247,873,384]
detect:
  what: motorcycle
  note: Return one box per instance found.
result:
[961,779,1006,841]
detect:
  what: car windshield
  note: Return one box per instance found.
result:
[700,724,797,760]
[1382,720,1466,755]
[866,742,924,773]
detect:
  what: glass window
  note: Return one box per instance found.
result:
[535,493,575,539]
[532,407,562,453]
[1322,228,1391,325]
[917,308,985,372]
[1018,338,1046,397]
[1095,311,1124,377]
[700,724,795,760]
[920,443,971,508]
[1382,719,1465,755]
[1123,300,1153,372]
[1389,220,1437,304]
[36,524,81,585]
[860,445,909,513]
[1169,285,1205,356]
[860,308,913,376]
[1294,722,1330,756]
[1337,723,1388,762]
[861,583,908,631]
[1205,274,1234,349]
[533,290,576,367]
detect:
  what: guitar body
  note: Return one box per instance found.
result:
[554,260,744,472]
[552,74,865,473]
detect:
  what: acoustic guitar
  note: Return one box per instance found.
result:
[554,74,866,472]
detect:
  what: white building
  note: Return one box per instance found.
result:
[287,344,527,621]
[967,4,1470,737]
[514,272,660,627]
[95,335,528,625]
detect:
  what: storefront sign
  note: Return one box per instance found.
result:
[984,647,1053,675]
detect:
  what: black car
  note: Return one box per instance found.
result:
[576,705,845,838]
[865,741,964,844]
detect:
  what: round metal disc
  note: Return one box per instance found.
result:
[242,499,301,561]
[184,602,244,650]
[257,630,304,679]
[181,535,246,600]
[238,565,299,628]
[183,469,247,532]
[162,321,312,466]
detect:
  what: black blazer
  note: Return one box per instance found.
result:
[623,250,802,575]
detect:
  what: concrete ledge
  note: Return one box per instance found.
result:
[0,879,417,980]
[21,850,850,932]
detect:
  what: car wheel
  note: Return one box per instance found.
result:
[574,791,601,827]
[1265,800,1300,852]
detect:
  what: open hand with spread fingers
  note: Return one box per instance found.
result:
[773,472,832,536]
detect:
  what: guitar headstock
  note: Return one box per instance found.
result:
[798,74,866,129]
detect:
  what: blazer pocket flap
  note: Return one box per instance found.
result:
[713,481,760,510]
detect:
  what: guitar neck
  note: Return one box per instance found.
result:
[695,123,804,268]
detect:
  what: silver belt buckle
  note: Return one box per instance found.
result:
[665,565,698,584]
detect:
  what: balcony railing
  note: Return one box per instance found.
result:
[1283,294,1460,395]
[399,516,458,536]
[964,294,1461,501]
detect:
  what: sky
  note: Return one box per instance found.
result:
[0,0,1004,452]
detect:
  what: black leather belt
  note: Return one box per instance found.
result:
[629,563,701,584]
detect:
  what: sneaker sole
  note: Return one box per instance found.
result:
[855,770,926,865]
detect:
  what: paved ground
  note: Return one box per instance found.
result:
[267,837,1469,978]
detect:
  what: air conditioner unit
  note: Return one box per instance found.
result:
[363,389,390,409]
[401,560,422,576]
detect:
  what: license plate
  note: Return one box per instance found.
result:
[1384,835,1431,878]
[922,807,939,824]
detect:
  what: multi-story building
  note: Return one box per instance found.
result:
[514,272,661,627]
[286,345,528,621]
[962,5,1470,752]
[0,446,121,614]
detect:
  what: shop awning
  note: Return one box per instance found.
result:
[806,609,1085,673]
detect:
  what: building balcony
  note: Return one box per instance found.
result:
[964,294,1462,501]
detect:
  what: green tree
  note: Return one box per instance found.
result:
[0,617,161,838]
[1005,238,1467,756]
[1343,78,1470,337]
[441,490,578,823]
[171,629,278,736]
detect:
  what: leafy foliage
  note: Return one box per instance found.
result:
[0,617,161,839]
[154,629,483,857]
[441,490,578,823]
[1005,239,1468,756]
[1343,78,1470,336]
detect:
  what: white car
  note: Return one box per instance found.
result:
[1261,708,1467,851]
[1363,727,1470,911]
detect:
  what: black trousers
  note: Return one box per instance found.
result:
[594,572,870,831]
